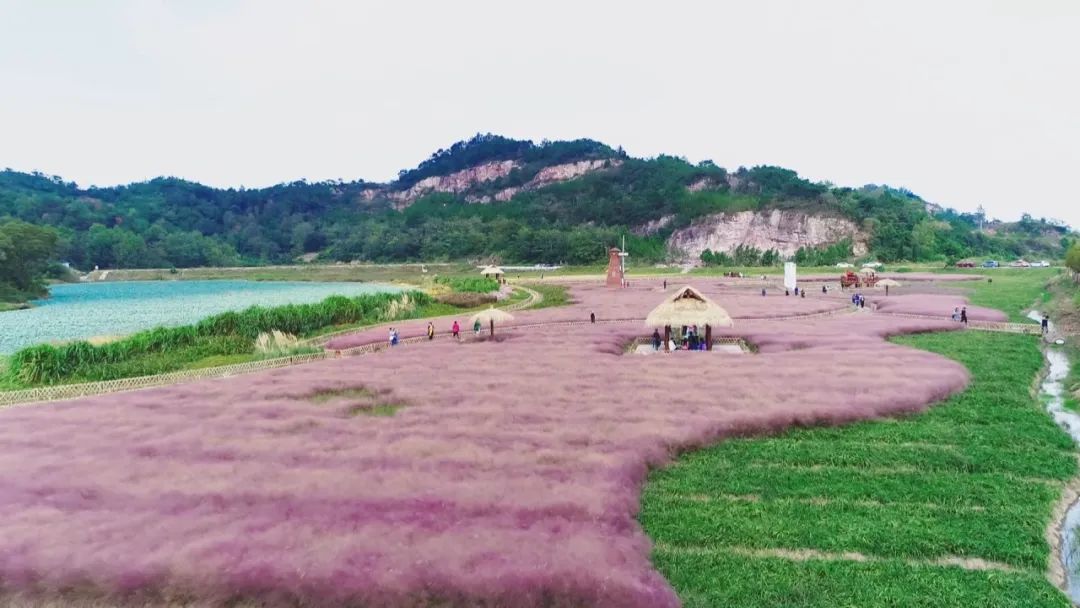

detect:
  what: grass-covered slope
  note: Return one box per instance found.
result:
[641,331,1075,607]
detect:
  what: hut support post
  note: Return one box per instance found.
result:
[664,325,670,352]
[489,320,495,337]
[705,324,712,351]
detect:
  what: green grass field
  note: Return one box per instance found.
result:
[955,268,1058,323]
[640,330,1075,607]
[520,283,570,309]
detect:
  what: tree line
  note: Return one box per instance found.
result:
[1,135,1073,274]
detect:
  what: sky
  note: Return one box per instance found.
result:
[1,0,1078,227]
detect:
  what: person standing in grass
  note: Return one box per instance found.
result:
[961,307,969,325]
[473,318,482,336]
[427,322,434,340]
[388,327,395,346]
[1043,314,1050,335]
[590,312,595,324]
[452,320,460,339]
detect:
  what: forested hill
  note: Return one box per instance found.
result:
[0,133,1073,274]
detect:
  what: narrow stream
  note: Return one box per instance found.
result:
[1029,311,1080,603]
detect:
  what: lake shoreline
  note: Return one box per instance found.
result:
[0,280,402,355]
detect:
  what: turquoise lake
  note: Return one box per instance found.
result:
[0,280,400,354]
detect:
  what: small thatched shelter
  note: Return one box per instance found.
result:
[480,265,505,281]
[645,286,733,351]
[470,306,514,337]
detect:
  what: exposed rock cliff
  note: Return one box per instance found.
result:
[362,159,618,207]
[667,210,867,260]
[361,160,518,208]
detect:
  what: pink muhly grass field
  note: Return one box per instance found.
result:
[0,282,972,607]
[870,293,1007,322]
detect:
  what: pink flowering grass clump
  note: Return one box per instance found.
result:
[870,293,1007,322]
[0,281,973,607]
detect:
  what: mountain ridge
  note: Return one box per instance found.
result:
[0,133,1073,273]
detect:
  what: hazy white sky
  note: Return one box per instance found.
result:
[1,0,1077,227]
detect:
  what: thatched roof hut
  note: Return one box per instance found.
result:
[646,286,733,329]
[645,286,732,351]
[470,306,514,337]
[480,265,505,278]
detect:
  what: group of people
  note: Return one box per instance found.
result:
[951,306,969,324]
[851,293,867,308]
[389,319,483,346]
[651,325,708,351]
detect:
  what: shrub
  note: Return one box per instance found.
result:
[435,276,500,293]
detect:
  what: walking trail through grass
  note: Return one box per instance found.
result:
[641,330,1075,607]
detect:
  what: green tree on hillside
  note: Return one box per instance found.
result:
[1067,243,1080,280]
[0,220,58,300]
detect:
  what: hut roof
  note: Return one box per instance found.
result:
[480,265,505,276]
[470,306,514,324]
[876,278,902,287]
[645,286,733,328]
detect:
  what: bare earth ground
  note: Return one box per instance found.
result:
[0,281,977,606]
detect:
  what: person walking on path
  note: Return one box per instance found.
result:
[663,279,667,290]
[427,322,435,340]
[590,312,596,324]
[473,318,482,336]
[388,327,395,347]
[961,307,968,325]
[652,329,662,351]
[1043,314,1050,335]
[952,307,961,322]
[452,321,460,340]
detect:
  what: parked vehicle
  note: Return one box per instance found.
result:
[955,261,976,268]
[983,260,999,268]
[1035,261,1051,268]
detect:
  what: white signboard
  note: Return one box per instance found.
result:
[784,262,797,291]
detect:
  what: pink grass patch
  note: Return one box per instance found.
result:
[0,282,972,606]
[871,294,1007,322]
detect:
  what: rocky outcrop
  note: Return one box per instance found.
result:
[529,159,615,188]
[482,159,620,203]
[687,178,722,192]
[632,215,675,236]
[361,160,519,208]
[358,159,619,208]
[666,210,867,260]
